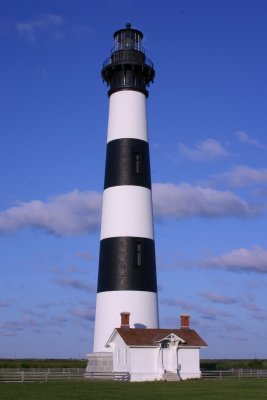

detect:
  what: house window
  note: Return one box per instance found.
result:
[161,341,169,348]
[117,348,120,364]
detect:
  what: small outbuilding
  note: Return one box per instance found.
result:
[106,312,207,382]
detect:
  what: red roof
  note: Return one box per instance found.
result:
[115,328,207,347]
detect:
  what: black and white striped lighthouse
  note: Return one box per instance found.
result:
[93,23,159,353]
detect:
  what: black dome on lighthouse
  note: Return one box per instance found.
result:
[102,23,155,97]
[113,23,143,50]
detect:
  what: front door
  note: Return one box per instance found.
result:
[162,346,173,371]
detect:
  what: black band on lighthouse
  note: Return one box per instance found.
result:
[104,138,151,189]
[97,236,157,293]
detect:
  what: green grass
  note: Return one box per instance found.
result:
[0,379,267,400]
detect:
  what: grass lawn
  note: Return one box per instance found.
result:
[0,379,267,400]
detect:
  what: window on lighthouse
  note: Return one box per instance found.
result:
[133,152,141,174]
[135,152,140,174]
[136,242,142,267]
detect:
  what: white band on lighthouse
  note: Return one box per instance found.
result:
[100,186,154,240]
[107,91,148,142]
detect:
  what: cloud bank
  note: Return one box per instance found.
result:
[178,138,228,160]
[16,14,64,44]
[161,297,233,320]
[0,190,101,236]
[0,184,260,236]
[213,165,267,188]
[0,300,12,308]
[235,131,266,149]
[70,307,95,321]
[204,245,267,273]
[199,291,239,304]
[152,183,259,219]
[53,278,95,293]
[15,14,93,45]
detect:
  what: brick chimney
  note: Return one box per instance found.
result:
[180,314,190,328]
[120,312,130,329]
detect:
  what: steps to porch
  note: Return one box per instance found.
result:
[162,371,180,381]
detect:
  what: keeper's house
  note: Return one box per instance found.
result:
[106,312,207,382]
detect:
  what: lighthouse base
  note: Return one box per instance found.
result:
[93,291,159,352]
[85,352,113,375]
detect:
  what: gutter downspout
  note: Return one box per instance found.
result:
[176,341,182,380]
[160,345,165,373]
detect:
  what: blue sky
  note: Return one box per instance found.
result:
[1,0,267,359]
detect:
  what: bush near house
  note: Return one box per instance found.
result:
[0,359,87,369]
[200,359,267,370]
[1,358,266,370]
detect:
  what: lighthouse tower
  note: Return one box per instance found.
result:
[93,23,159,355]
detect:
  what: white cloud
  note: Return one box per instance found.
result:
[15,14,93,45]
[178,138,228,160]
[0,190,101,236]
[22,316,41,328]
[16,14,64,44]
[215,165,267,188]
[0,183,260,236]
[161,298,233,320]
[235,131,265,149]
[0,300,12,308]
[70,25,94,36]
[153,183,259,219]
[1,331,17,337]
[21,309,46,317]
[251,311,267,321]
[0,184,260,237]
[204,245,267,273]
[69,307,95,321]
[241,302,260,312]
[53,278,95,292]
[49,316,68,326]
[76,251,95,262]
[199,291,238,304]
[36,301,63,309]
[0,320,24,336]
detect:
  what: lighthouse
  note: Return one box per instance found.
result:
[92,23,159,358]
[86,24,207,380]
